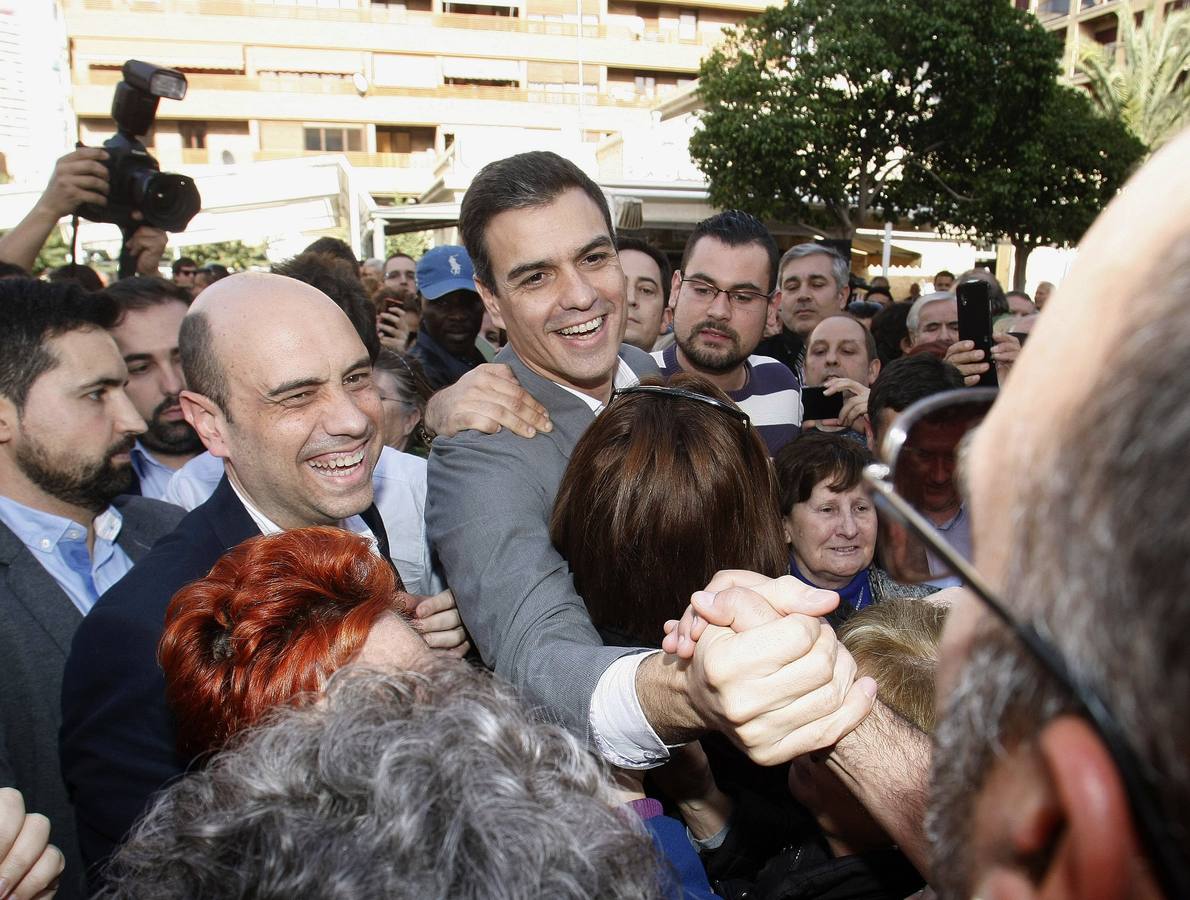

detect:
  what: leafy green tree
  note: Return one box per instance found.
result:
[689,0,1062,239]
[32,227,71,275]
[384,231,431,261]
[916,85,1145,289]
[1076,0,1189,151]
[184,240,270,271]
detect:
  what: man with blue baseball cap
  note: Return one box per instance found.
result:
[409,245,486,390]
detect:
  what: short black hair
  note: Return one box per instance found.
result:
[615,237,672,303]
[679,210,779,293]
[0,278,119,410]
[273,252,379,362]
[172,257,197,274]
[460,151,614,292]
[870,302,912,366]
[48,263,103,292]
[934,269,955,282]
[0,261,28,279]
[178,311,228,415]
[199,264,230,282]
[868,353,965,439]
[101,276,193,324]
[303,238,358,269]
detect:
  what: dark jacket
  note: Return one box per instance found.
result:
[756,327,806,383]
[0,495,183,900]
[59,477,259,888]
[408,325,484,390]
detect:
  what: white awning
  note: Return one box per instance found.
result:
[74,38,244,71]
[440,57,521,82]
[249,46,362,75]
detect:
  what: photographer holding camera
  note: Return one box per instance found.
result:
[0,147,168,280]
[0,61,199,283]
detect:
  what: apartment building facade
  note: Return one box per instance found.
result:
[63,0,769,206]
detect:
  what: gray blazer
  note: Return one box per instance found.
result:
[426,345,659,733]
[0,495,184,900]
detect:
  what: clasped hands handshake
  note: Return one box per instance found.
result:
[659,570,877,766]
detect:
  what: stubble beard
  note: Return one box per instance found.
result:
[676,320,747,373]
[138,395,203,457]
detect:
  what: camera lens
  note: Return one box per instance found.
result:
[131,171,201,232]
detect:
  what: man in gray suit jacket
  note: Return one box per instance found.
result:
[0,278,184,899]
[428,152,876,773]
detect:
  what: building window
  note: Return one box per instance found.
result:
[179,121,207,149]
[303,126,363,152]
[443,2,517,14]
[376,125,435,154]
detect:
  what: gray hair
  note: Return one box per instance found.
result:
[905,291,954,335]
[778,243,849,295]
[99,663,665,900]
[927,237,1190,896]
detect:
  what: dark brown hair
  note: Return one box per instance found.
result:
[550,373,786,646]
[773,430,874,516]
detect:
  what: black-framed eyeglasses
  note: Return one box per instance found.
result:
[611,384,751,429]
[863,388,1187,900]
[679,277,771,309]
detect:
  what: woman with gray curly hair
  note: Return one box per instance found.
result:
[98,663,713,900]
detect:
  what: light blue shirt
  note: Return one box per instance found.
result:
[0,496,134,615]
[129,441,178,501]
[161,447,443,596]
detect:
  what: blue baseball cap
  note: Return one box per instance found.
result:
[416,245,478,300]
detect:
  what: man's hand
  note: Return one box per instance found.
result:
[648,576,876,766]
[410,589,470,657]
[677,591,876,764]
[0,148,110,273]
[943,333,1021,386]
[124,226,168,277]
[823,377,871,433]
[423,363,551,439]
[376,310,409,353]
[34,148,110,220]
[0,787,64,900]
[661,572,839,657]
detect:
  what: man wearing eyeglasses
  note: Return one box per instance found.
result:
[672,132,1190,899]
[428,151,874,789]
[654,211,803,455]
[382,253,419,305]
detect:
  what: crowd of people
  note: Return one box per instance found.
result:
[0,125,1185,900]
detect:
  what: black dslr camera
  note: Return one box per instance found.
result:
[78,60,202,271]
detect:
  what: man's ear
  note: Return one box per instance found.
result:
[669,270,683,311]
[868,357,882,385]
[475,281,505,330]
[970,715,1142,900]
[179,389,229,459]
[900,334,913,355]
[0,395,16,444]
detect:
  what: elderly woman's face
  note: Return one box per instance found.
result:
[784,478,877,589]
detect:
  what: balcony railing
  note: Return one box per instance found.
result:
[82,67,660,107]
[68,0,723,45]
[253,149,436,167]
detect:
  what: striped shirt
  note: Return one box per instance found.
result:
[652,344,803,455]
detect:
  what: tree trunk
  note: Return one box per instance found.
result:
[1012,241,1034,292]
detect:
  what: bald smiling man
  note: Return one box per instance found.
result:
[59,273,462,887]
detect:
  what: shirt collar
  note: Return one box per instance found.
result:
[225,470,284,536]
[0,494,121,553]
[554,357,640,414]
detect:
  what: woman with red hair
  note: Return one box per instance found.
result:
[159,526,430,757]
